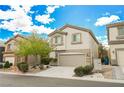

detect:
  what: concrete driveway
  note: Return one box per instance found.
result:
[33,66,104,80]
[34,66,75,78]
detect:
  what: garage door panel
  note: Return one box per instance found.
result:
[117,50,124,66]
[59,54,85,67]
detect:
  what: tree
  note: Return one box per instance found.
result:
[15,33,52,65]
[15,38,32,62]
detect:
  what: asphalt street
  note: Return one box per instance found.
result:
[0,73,124,87]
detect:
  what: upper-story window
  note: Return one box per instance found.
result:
[7,43,14,51]
[53,36,63,45]
[72,33,81,44]
[118,26,124,36]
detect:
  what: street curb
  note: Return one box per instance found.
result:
[0,71,124,84]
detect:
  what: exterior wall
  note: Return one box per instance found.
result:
[110,44,124,65]
[49,33,66,50]
[108,24,124,66]
[64,27,90,50]
[27,55,40,65]
[5,40,16,52]
[89,34,98,58]
[5,36,24,52]
[109,27,118,41]
[49,27,91,51]
[49,27,99,66]
[3,36,23,65]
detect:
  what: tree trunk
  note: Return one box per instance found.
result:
[34,55,38,66]
[25,56,28,62]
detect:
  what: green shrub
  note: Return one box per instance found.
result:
[0,64,3,69]
[74,65,94,77]
[53,58,57,63]
[74,66,84,77]
[9,63,13,67]
[17,62,29,73]
[82,65,94,75]
[41,57,52,65]
[4,61,10,68]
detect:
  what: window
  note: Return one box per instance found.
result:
[53,36,62,45]
[7,43,14,51]
[72,33,81,43]
[118,26,124,35]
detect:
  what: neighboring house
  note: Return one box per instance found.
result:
[49,24,99,67]
[3,35,40,65]
[0,42,5,62]
[107,22,124,66]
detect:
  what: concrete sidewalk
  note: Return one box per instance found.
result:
[112,66,124,80]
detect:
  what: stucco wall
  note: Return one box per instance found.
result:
[109,27,118,41]
[64,27,90,50]
[49,27,91,51]
[89,34,98,58]
[110,44,124,59]
[5,36,24,52]
[49,33,66,50]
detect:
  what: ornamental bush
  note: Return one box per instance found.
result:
[82,65,94,75]
[4,61,10,68]
[74,65,94,77]
[74,66,84,77]
[9,63,13,67]
[41,57,53,65]
[17,62,29,73]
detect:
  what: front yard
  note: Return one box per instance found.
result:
[0,60,124,81]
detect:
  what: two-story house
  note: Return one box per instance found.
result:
[3,35,40,65]
[49,24,99,67]
[107,22,124,66]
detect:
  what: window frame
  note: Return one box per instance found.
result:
[71,33,82,44]
[53,35,63,46]
[118,26,124,36]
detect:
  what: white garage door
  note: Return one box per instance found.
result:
[117,50,124,66]
[5,57,15,64]
[59,53,85,67]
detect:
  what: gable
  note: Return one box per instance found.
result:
[49,24,99,44]
[5,35,25,44]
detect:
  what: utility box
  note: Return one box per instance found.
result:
[93,58,102,71]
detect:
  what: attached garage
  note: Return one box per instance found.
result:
[59,53,86,67]
[4,57,15,64]
[117,50,124,66]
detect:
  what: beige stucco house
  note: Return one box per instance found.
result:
[107,22,124,66]
[49,24,99,67]
[3,35,40,65]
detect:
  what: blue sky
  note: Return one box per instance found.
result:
[0,5,124,45]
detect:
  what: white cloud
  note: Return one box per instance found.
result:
[30,25,55,34]
[46,5,60,14]
[0,5,56,35]
[35,5,61,24]
[35,14,55,24]
[0,37,10,42]
[0,5,33,32]
[96,35,108,46]
[95,15,120,26]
